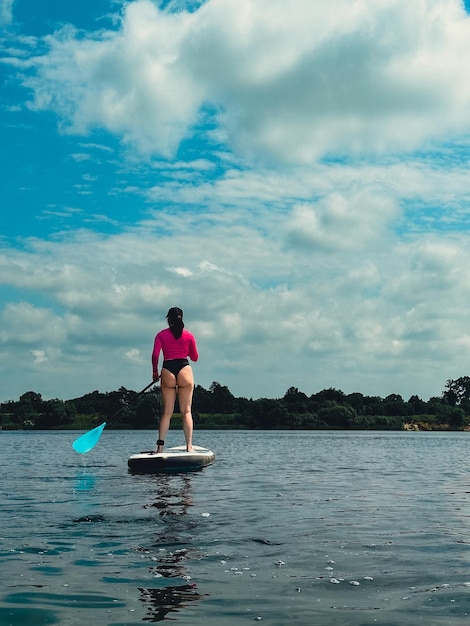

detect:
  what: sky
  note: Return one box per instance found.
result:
[2,0,470,404]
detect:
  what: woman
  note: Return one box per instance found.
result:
[152,307,199,453]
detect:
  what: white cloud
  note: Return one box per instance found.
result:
[21,0,470,163]
[167,266,193,277]
[24,1,204,158]
[32,349,48,364]
[287,191,398,252]
[0,0,13,26]
[0,302,66,347]
[125,347,142,362]
[70,153,92,162]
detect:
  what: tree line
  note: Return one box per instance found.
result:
[1,376,470,431]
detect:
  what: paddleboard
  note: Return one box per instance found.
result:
[128,445,215,474]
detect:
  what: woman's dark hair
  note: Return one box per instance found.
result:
[166,307,184,339]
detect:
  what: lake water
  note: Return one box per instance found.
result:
[1,429,470,625]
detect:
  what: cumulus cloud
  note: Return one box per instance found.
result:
[287,191,398,251]
[24,1,204,158]
[0,0,13,25]
[18,0,470,163]
[0,302,66,347]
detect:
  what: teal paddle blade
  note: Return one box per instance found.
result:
[72,422,106,454]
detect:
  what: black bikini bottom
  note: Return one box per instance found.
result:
[162,358,189,377]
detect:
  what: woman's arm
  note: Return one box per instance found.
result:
[152,333,162,380]
[188,333,199,362]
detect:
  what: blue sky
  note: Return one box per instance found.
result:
[2,0,470,403]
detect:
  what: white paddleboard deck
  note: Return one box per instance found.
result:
[128,445,215,473]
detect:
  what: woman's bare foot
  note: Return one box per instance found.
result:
[186,445,194,452]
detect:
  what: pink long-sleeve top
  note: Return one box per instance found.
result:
[152,328,199,375]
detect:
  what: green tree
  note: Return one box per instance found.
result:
[134,389,160,428]
[382,394,412,417]
[448,407,466,429]
[346,392,365,413]
[408,395,427,415]
[193,384,213,412]
[318,403,357,429]
[444,377,470,405]
[251,398,283,428]
[312,388,345,403]
[35,399,76,429]
[16,391,43,427]
[283,387,308,413]
[209,381,235,413]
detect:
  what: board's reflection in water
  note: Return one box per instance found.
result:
[138,584,204,623]
[139,474,207,622]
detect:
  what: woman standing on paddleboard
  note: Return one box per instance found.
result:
[152,307,199,453]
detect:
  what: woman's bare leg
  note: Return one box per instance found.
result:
[176,366,195,452]
[157,369,177,452]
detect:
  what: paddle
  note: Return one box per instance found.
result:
[71,381,156,454]
[72,422,106,454]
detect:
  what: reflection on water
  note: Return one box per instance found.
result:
[143,475,193,516]
[74,473,96,492]
[138,474,206,622]
[138,583,203,623]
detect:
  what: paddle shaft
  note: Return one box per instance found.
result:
[109,381,157,421]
